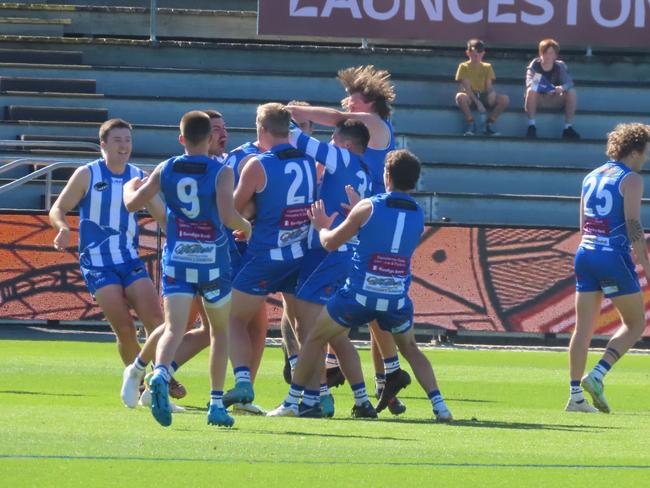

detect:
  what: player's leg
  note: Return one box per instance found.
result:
[370,321,408,414]
[225,289,267,406]
[581,291,645,414]
[391,326,452,422]
[248,301,268,383]
[204,292,235,427]
[149,293,194,427]
[281,306,300,383]
[124,273,164,337]
[94,284,140,365]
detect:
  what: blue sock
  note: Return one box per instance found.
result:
[170,361,179,374]
[320,383,330,397]
[383,356,400,375]
[234,366,251,384]
[569,380,584,401]
[351,382,369,406]
[428,389,448,414]
[283,383,303,408]
[375,373,386,389]
[288,355,298,371]
[325,353,339,369]
[210,390,224,409]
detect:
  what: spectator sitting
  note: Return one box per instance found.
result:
[454,38,510,136]
[525,38,580,140]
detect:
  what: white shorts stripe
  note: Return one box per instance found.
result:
[209,268,220,281]
[376,298,389,312]
[186,268,198,283]
[355,293,367,306]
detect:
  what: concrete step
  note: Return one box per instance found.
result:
[1,64,647,115]
[2,37,650,82]
[415,192,650,228]
[0,48,83,64]
[0,16,69,36]
[5,1,257,10]
[0,76,96,94]
[4,105,108,123]
[2,92,645,141]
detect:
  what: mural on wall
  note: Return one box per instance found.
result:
[1,213,649,336]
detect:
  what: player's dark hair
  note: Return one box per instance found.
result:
[180,111,212,145]
[606,123,650,161]
[385,149,421,191]
[99,118,132,142]
[335,119,370,153]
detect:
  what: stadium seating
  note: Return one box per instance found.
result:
[1,4,650,226]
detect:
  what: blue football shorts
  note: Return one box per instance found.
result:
[574,247,640,298]
[81,258,149,298]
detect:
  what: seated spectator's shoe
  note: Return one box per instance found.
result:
[565,398,599,413]
[283,350,292,385]
[207,405,235,427]
[169,377,186,399]
[562,126,581,140]
[376,369,411,413]
[326,366,346,388]
[232,402,266,416]
[223,382,254,408]
[484,123,500,136]
[298,402,323,418]
[149,373,172,427]
[463,121,477,136]
[320,394,335,418]
[266,403,298,417]
[351,401,378,419]
[526,125,537,138]
[434,406,454,423]
[121,364,145,408]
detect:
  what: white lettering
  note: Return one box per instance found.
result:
[489,0,516,23]
[635,0,650,27]
[591,0,631,27]
[448,0,483,23]
[521,0,553,25]
[363,0,400,20]
[289,0,318,17]
[405,0,443,21]
[322,0,362,18]
[567,0,579,25]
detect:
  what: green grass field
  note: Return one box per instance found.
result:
[1,339,650,487]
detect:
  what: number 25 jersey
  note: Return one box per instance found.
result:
[580,161,632,254]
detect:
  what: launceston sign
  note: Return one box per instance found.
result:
[258,0,650,47]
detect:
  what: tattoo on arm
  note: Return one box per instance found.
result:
[627,219,644,242]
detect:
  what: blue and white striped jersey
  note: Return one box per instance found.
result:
[289,124,372,251]
[246,143,317,260]
[224,141,261,187]
[78,158,144,268]
[160,154,230,284]
[580,161,633,253]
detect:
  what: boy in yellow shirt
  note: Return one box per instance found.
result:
[455,39,510,136]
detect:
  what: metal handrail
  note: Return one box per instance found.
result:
[0,140,102,152]
[0,160,157,210]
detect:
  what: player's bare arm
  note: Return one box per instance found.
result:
[622,172,650,276]
[310,198,372,251]
[123,164,162,212]
[144,194,167,233]
[49,165,90,251]
[234,157,265,219]
[216,165,251,241]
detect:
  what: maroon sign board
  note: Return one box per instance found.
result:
[258,0,650,48]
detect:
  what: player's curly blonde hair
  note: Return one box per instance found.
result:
[606,123,650,161]
[337,65,395,120]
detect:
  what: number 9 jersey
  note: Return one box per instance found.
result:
[160,154,230,286]
[580,161,632,253]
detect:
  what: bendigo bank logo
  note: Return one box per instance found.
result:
[94,181,108,192]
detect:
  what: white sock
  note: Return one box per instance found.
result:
[528,119,536,126]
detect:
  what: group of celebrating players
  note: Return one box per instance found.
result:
[48,63,650,427]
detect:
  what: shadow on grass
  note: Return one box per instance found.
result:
[0,390,88,398]
[397,396,497,403]
[334,416,616,432]
[245,428,417,442]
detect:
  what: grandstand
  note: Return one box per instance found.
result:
[1,1,650,340]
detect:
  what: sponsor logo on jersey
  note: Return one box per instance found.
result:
[362,272,406,295]
[93,181,108,192]
[171,241,216,264]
